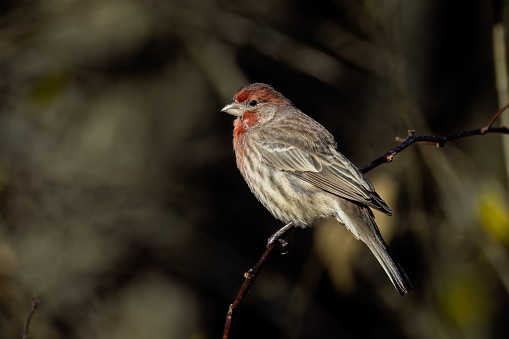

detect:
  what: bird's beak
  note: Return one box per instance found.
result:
[221,101,244,117]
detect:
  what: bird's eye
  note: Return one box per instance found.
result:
[248,100,258,107]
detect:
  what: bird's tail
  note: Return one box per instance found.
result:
[336,201,414,295]
[364,231,414,295]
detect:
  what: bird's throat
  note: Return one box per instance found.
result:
[233,113,258,175]
[233,111,259,138]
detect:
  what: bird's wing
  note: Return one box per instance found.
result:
[255,139,324,172]
[254,132,392,215]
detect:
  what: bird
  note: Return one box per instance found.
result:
[222,83,413,295]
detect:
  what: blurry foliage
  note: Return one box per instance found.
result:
[477,181,509,243]
[0,0,508,339]
[28,70,68,107]
[439,268,493,330]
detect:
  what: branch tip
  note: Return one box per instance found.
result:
[22,297,40,339]
[483,102,509,131]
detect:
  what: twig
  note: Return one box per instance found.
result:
[481,102,509,133]
[223,223,294,339]
[223,104,509,339]
[361,126,509,173]
[22,297,39,339]
[361,104,509,174]
[361,103,509,173]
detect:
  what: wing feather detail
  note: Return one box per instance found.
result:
[254,132,392,215]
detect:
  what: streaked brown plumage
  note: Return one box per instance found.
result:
[222,83,413,295]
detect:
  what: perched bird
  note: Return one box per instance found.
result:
[222,83,413,295]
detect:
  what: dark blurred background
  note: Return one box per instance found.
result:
[1,0,509,338]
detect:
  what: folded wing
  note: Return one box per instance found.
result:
[254,132,392,215]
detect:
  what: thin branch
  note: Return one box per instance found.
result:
[223,223,294,339]
[223,104,509,339]
[22,297,39,339]
[361,104,509,174]
[361,126,509,174]
[481,102,509,133]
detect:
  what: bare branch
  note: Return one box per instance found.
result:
[361,126,509,174]
[22,297,39,339]
[223,223,294,339]
[481,102,509,134]
[361,105,509,173]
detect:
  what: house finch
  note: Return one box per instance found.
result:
[222,83,413,295]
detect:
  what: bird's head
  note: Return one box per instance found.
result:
[222,83,291,129]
